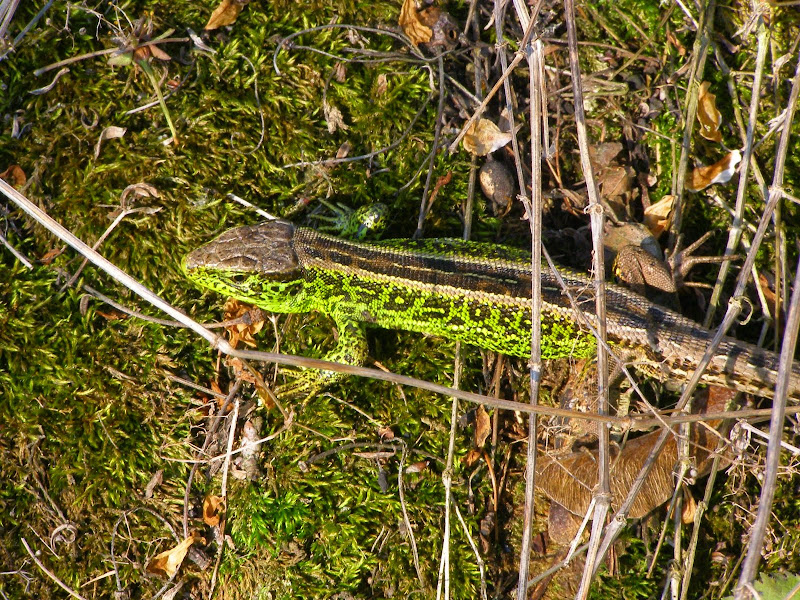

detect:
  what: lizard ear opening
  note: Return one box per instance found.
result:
[184,220,301,280]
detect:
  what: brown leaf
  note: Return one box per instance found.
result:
[323,100,349,134]
[643,194,676,238]
[378,426,395,441]
[681,488,697,524]
[685,150,741,192]
[94,126,126,159]
[465,448,482,466]
[374,73,388,97]
[144,469,163,499]
[96,309,128,321]
[697,82,722,143]
[39,248,64,265]
[757,273,778,319]
[666,29,686,56]
[205,0,245,30]
[0,164,27,187]
[405,460,429,474]
[463,119,512,156]
[203,495,226,527]
[146,536,195,578]
[399,0,432,46]
[474,405,491,448]
[223,299,264,349]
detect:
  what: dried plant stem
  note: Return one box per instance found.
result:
[704,17,770,328]
[2,178,606,420]
[734,48,800,598]
[561,0,611,594]
[515,32,544,600]
[20,538,88,600]
[670,0,716,246]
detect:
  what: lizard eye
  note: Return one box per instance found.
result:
[448,28,458,40]
[229,273,249,284]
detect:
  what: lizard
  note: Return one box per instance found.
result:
[183,218,800,402]
[183,218,800,533]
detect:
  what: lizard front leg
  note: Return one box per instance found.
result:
[278,311,369,397]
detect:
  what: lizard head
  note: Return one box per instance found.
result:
[183,220,308,312]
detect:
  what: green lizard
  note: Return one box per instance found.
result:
[183,219,800,400]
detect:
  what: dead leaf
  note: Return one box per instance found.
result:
[205,0,246,30]
[697,82,722,143]
[323,99,348,134]
[643,194,676,238]
[223,299,264,348]
[463,119,512,156]
[465,448,482,466]
[146,536,195,578]
[203,495,226,527]
[757,273,778,319]
[378,426,395,441]
[0,164,26,187]
[94,126,127,159]
[474,405,491,448]
[374,73,388,97]
[666,28,686,56]
[681,488,697,524]
[399,0,432,46]
[40,248,64,265]
[96,309,128,321]
[333,62,346,83]
[133,43,171,62]
[405,460,429,474]
[335,141,351,160]
[144,469,163,499]
[685,150,741,192]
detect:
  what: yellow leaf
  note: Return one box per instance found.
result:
[146,536,195,578]
[697,81,722,143]
[399,0,432,46]
[205,0,244,30]
[203,495,226,527]
[643,194,676,238]
[685,150,741,192]
[463,119,512,156]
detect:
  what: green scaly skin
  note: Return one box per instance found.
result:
[183,219,800,400]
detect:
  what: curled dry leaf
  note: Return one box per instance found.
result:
[643,194,676,238]
[405,460,429,474]
[378,426,395,441]
[757,273,778,319]
[146,536,195,578]
[223,298,265,348]
[465,448,482,466]
[463,119,512,156]
[323,99,349,134]
[205,0,247,30]
[681,488,697,524]
[474,405,491,448]
[697,82,722,143]
[374,73,388,97]
[0,164,26,187]
[94,126,127,159]
[399,0,432,46]
[203,494,226,527]
[685,150,741,192]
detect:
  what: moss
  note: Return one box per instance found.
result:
[2,0,800,598]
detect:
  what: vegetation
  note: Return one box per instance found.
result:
[0,0,799,598]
